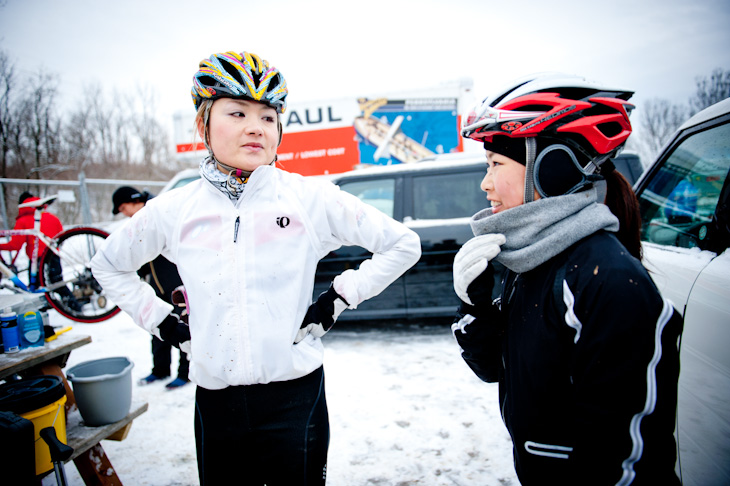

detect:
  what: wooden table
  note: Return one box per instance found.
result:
[0,332,148,485]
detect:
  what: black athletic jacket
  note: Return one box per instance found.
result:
[453,231,683,485]
[138,255,182,302]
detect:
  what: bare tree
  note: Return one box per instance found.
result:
[62,84,130,174]
[62,104,95,174]
[131,84,173,168]
[18,70,61,180]
[689,68,730,115]
[0,51,12,178]
[0,51,182,225]
[637,98,690,163]
[635,67,730,163]
[88,84,135,166]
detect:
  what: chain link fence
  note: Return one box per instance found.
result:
[0,174,168,230]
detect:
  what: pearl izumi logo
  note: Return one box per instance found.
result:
[276,216,290,228]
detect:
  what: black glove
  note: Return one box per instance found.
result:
[157,313,191,355]
[295,284,349,344]
[464,264,496,307]
[171,285,189,325]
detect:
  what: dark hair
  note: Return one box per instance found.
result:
[603,169,642,260]
[18,191,35,204]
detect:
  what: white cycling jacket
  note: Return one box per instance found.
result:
[91,165,420,389]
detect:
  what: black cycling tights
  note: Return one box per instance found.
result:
[194,366,329,485]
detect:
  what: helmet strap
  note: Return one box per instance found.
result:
[523,138,537,204]
[214,155,278,192]
[216,158,253,180]
[202,102,213,153]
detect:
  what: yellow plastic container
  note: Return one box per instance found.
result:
[0,375,68,477]
[20,394,68,475]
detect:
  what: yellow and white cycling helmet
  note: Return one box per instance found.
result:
[191,51,288,114]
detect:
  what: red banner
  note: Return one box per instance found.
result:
[276,126,360,176]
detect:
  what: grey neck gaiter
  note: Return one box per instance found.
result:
[470,188,619,274]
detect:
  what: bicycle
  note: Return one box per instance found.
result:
[0,194,120,323]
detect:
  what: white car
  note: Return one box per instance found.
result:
[159,168,200,194]
[634,97,730,486]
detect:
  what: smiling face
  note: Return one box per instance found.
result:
[199,98,279,173]
[480,150,539,213]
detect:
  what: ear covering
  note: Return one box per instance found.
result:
[484,136,604,200]
[534,145,587,197]
[532,143,604,198]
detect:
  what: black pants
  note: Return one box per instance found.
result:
[151,336,189,380]
[45,253,76,301]
[194,366,329,486]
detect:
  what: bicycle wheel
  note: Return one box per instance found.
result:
[39,226,121,323]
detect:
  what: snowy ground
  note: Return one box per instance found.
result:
[41,310,518,486]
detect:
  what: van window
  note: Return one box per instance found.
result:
[412,170,488,220]
[339,178,396,218]
[639,122,730,249]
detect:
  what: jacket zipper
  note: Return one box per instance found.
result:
[233,215,240,242]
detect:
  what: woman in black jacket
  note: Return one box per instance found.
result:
[452,74,683,485]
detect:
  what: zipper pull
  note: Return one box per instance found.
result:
[233,216,240,243]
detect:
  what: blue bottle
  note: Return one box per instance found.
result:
[18,310,45,349]
[1,308,20,354]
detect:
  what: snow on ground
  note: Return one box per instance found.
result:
[41,310,518,486]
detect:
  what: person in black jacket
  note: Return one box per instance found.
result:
[112,186,189,389]
[452,74,683,485]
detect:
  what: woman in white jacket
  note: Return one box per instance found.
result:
[91,50,421,485]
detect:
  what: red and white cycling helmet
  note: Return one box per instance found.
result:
[462,73,635,201]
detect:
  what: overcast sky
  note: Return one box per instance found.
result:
[1,0,729,133]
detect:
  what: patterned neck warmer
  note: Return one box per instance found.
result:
[199,156,246,201]
[470,188,619,274]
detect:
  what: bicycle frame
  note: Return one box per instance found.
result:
[0,197,120,323]
[0,250,43,292]
[0,229,105,294]
[0,201,56,292]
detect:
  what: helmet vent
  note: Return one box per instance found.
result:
[198,75,219,87]
[551,87,596,101]
[221,62,242,83]
[583,104,617,117]
[597,121,624,138]
[490,80,532,107]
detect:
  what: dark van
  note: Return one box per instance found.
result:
[314,153,489,321]
[315,150,643,321]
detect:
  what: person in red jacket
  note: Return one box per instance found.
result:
[0,191,82,312]
[0,192,63,282]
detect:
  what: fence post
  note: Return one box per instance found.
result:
[0,183,7,230]
[78,172,93,225]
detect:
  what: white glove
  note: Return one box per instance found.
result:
[453,233,506,305]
